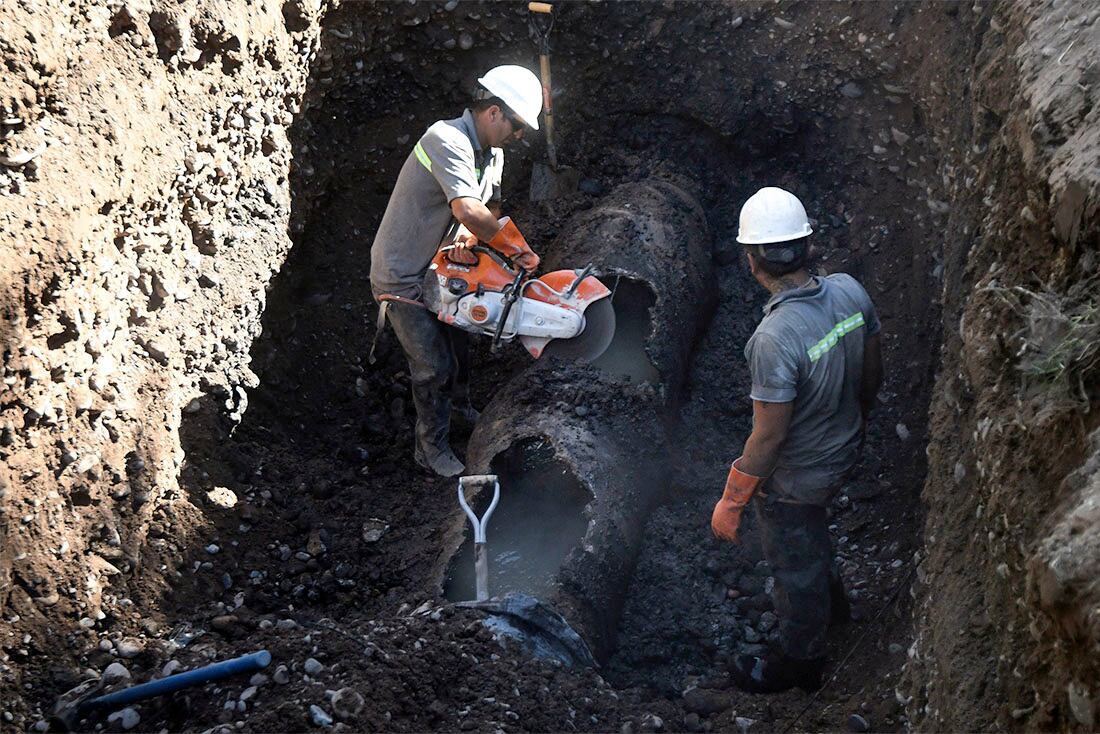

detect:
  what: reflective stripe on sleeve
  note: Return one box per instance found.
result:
[413,142,432,171]
[807,312,865,362]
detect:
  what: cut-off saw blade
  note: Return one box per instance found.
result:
[541,297,616,362]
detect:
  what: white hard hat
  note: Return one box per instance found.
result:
[736,187,814,245]
[477,65,543,131]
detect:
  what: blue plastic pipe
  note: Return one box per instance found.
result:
[81,650,271,713]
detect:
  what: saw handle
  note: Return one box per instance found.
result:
[469,244,518,272]
[492,269,527,354]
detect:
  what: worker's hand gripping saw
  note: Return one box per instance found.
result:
[458,475,501,601]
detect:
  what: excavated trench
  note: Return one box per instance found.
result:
[7,2,1099,732]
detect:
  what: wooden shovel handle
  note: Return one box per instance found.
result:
[528,2,553,14]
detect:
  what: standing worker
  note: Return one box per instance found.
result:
[369,65,544,477]
[711,187,883,692]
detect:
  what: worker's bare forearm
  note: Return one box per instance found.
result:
[737,400,795,477]
[739,431,785,477]
[860,333,883,420]
[450,197,502,242]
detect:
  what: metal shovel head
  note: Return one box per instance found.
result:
[529,162,580,201]
[540,295,615,362]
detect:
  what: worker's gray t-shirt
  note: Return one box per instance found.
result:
[370,109,503,300]
[745,273,881,505]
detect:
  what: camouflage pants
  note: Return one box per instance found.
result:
[753,494,843,660]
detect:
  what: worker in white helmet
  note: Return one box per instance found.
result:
[369,65,544,477]
[711,187,883,692]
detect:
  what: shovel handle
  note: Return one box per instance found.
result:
[529,2,553,13]
[458,476,500,544]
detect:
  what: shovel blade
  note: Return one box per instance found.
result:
[529,162,580,201]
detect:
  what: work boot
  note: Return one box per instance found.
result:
[450,402,481,431]
[414,441,465,478]
[730,653,826,694]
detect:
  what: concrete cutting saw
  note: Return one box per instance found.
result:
[429,220,616,361]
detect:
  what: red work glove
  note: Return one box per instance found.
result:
[711,458,767,543]
[489,217,540,273]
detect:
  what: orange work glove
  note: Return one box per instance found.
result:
[488,217,540,273]
[711,458,767,543]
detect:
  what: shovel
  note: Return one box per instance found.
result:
[457,474,501,601]
[528,2,580,201]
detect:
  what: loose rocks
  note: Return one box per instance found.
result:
[331,688,364,720]
[101,662,131,686]
[309,704,333,728]
[106,708,141,730]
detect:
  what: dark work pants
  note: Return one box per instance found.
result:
[384,301,470,453]
[753,494,837,660]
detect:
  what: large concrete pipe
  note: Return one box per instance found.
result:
[437,179,714,663]
[539,176,714,400]
[444,363,668,663]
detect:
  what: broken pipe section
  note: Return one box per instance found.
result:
[440,178,713,663]
[540,175,714,401]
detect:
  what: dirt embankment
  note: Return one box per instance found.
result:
[0,0,326,708]
[900,2,1100,730]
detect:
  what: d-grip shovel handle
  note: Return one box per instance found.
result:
[528,2,552,13]
[458,475,500,544]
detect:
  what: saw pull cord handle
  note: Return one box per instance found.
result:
[458,475,501,602]
[491,268,527,353]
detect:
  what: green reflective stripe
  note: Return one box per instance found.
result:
[807,312,865,362]
[413,142,432,171]
[475,167,482,181]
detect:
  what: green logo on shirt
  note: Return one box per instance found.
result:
[807,313,865,362]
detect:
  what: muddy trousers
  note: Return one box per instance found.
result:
[753,495,841,661]
[384,301,471,454]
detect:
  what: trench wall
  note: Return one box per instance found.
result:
[899,2,1100,730]
[0,0,330,645]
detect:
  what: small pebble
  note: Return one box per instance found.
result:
[331,688,365,720]
[310,704,333,728]
[848,713,870,732]
[273,665,290,684]
[107,708,141,730]
[102,662,131,685]
[115,638,143,658]
[304,657,324,675]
